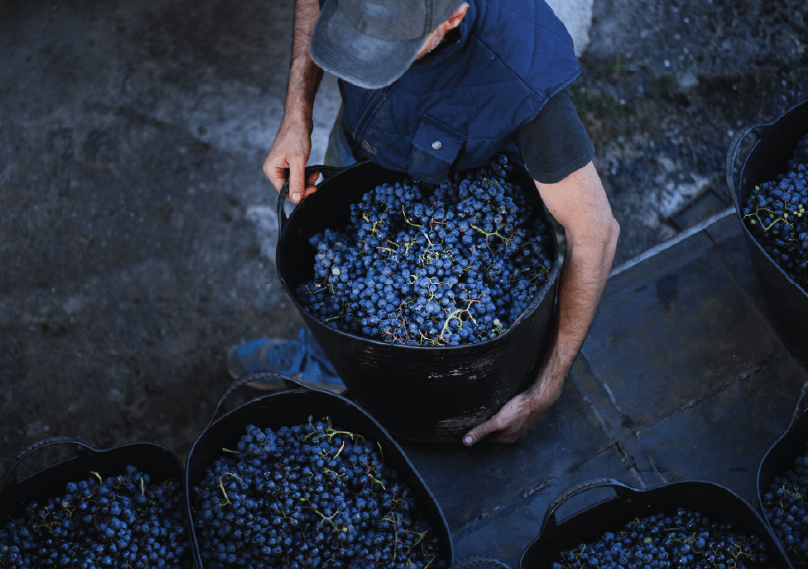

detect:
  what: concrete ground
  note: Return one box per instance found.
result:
[1,0,808,558]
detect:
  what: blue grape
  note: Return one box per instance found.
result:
[295,156,555,346]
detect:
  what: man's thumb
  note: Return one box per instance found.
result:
[463,418,498,446]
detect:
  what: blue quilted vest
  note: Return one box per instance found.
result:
[336,0,581,182]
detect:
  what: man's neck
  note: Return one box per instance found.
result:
[414,27,461,64]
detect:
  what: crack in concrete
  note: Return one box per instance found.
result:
[581,392,614,443]
[574,350,787,493]
[584,344,781,442]
[574,353,634,440]
[578,373,648,491]
[642,452,670,484]
[599,379,629,420]
[452,442,624,536]
[614,440,647,489]
[633,364,765,438]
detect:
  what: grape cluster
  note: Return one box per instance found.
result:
[191,418,446,569]
[294,155,553,346]
[761,442,808,566]
[0,466,191,568]
[741,133,808,292]
[553,508,774,569]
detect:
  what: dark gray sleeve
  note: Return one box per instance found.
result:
[513,89,595,184]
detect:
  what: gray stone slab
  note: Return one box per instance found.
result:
[705,215,808,370]
[398,377,614,531]
[568,354,634,444]
[704,214,766,309]
[451,445,645,567]
[582,228,786,430]
[670,191,731,231]
[622,356,808,506]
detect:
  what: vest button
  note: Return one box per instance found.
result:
[432,140,442,150]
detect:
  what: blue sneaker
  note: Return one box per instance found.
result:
[226,329,345,393]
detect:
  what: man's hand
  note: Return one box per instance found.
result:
[462,162,619,446]
[263,118,320,203]
[463,374,563,445]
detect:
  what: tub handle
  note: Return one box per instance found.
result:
[276,165,346,235]
[450,558,512,569]
[791,383,808,429]
[725,124,770,210]
[206,372,330,431]
[2,436,96,493]
[541,477,637,535]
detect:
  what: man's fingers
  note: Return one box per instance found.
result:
[489,430,520,444]
[267,163,287,194]
[266,162,318,201]
[297,170,320,200]
[263,149,286,192]
[462,416,502,446]
[286,156,309,203]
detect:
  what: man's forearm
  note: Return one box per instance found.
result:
[529,163,619,400]
[529,220,618,399]
[285,0,324,124]
[461,162,617,445]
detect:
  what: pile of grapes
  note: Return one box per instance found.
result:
[741,132,808,292]
[191,418,446,569]
[761,442,808,566]
[552,508,775,569]
[294,155,554,347]
[0,466,192,568]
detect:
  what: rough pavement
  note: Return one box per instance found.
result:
[0,0,335,478]
[1,0,806,484]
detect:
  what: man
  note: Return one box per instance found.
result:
[256,0,619,445]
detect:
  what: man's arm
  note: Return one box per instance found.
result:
[263,0,324,203]
[463,161,619,445]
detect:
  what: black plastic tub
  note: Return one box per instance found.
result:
[757,386,808,569]
[275,160,560,442]
[0,436,188,568]
[184,372,454,568]
[519,478,790,569]
[726,98,808,367]
[0,436,184,521]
